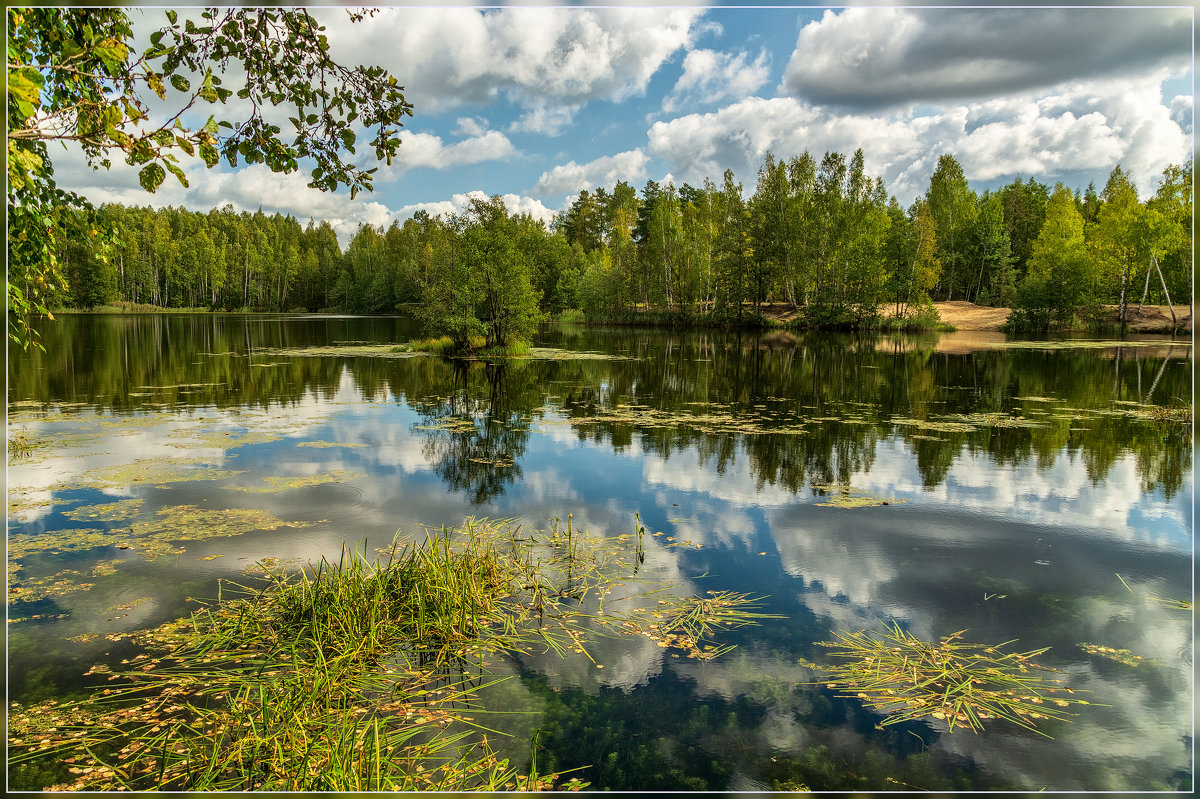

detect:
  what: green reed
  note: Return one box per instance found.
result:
[6,425,39,460]
[9,516,771,791]
[801,622,1093,737]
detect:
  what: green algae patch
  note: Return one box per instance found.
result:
[116,505,320,560]
[413,417,479,433]
[886,416,978,433]
[7,492,82,522]
[247,343,628,361]
[296,440,368,448]
[90,559,124,578]
[251,344,429,359]
[812,484,907,509]
[226,470,366,493]
[552,404,810,436]
[106,597,152,613]
[8,528,118,561]
[133,382,226,390]
[54,458,247,492]
[525,347,629,361]
[888,411,1047,434]
[62,499,145,523]
[8,568,97,603]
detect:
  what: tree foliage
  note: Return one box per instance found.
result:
[7,6,412,346]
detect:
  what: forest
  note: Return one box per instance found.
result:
[42,151,1193,338]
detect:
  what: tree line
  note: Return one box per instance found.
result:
[44,151,1192,339]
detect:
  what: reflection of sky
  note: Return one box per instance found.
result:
[6,371,1193,792]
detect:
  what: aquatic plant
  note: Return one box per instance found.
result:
[1077,643,1145,667]
[811,484,907,509]
[398,335,457,355]
[1116,572,1192,611]
[7,425,39,460]
[800,623,1092,737]
[8,517,770,791]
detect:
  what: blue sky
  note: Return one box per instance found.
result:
[55,4,1193,243]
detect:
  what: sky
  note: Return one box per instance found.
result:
[52,3,1194,244]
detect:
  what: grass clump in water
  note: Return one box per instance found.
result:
[396,335,457,355]
[799,622,1092,737]
[7,426,41,461]
[9,517,769,791]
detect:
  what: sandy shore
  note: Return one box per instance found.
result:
[932,300,1191,333]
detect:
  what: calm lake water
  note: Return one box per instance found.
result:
[6,313,1193,792]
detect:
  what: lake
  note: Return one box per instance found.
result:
[6,313,1193,791]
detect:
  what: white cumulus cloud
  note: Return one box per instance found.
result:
[663,47,771,113]
[647,73,1190,203]
[388,130,517,175]
[316,7,705,117]
[532,149,649,198]
[397,191,556,226]
[782,7,1192,110]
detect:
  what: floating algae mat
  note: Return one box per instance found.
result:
[245,343,627,361]
[248,344,429,359]
[8,528,118,561]
[1077,643,1146,667]
[61,499,145,523]
[524,347,629,361]
[553,403,810,436]
[811,484,907,508]
[8,567,99,603]
[114,505,320,561]
[226,470,365,493]
[413,417,480,433]
[8,507,315,571]
[52,457,247,491]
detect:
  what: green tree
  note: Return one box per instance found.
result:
[925,154,978,301]
[1089,165,1140,324]
[969,193,1014,307]
[999,176,1050,284]
[785,152,818,308]
[1139,161,1192,325]
[458,196,542,349]
[749,152,791,311]
[60,211,117,309]
[1012,183,1094,329]
[710,170,751,319]
[7,6,411,346]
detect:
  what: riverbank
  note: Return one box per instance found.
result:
[928,301,1191,333]
[52,300,1192,334]
[754,301,1192,333]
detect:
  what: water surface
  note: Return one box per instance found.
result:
[6,313,1193,791]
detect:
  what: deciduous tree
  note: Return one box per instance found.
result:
[7,6,412,346]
